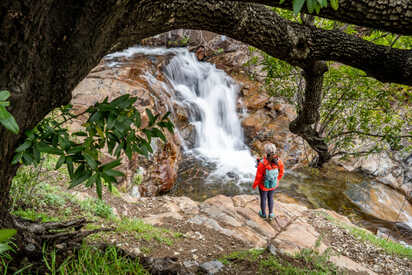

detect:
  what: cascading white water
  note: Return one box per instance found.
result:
[106,46,257,183]
[163,49,257,182]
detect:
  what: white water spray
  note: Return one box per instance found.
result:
[105,46,257,183]
[163,49,257,182]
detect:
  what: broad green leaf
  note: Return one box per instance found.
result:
[37,142,63,155]
[11,152,23,165]
[103,169,124,178]
[0,106,19,134]
[100,159,122,171]
[96,175,102,199]
[111,94,130,108]
[22,151,35,165]
[56,155,66,169]
[330,0,338,10]
[151,127,166,142]
[293,0,305,14]
[66,157,74,177]
[72,131,88,137]
[146,109,155,126]
[306,0,314,13]
[134,111,141,128]
[0,229,16,242]
[0,101,10,107]
[279,0,285,4]
[15,140,32,152]
[0,243,13,254]
[82,151,98,169]
[0,90,10,101]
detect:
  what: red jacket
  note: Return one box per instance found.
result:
[253,157,284,191]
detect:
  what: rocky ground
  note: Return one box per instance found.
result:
[68,182,412,275]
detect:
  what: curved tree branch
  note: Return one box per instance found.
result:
[228,0,412,35]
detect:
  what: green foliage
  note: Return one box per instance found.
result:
[12,94,174,199]
[79,198,114,219]
[0,90,19,134]
[41,245,148,275]
[291,0,337,15]
[116,218,175,246]
[221,247,337,274]
[12,209,59,223]
[255,46,411,158]
[0,229,16,255]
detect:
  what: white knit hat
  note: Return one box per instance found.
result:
[264,143,277,155]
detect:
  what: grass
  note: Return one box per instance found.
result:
[321,211,412,259]
[12,209,59,223]
[220,248,338,275]
[1,245,149,275]
[116,218,176,246]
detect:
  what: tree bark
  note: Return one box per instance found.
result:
[289,61,331,167]
[230,0,412,36]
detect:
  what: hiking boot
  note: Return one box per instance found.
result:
[268,213,275,220]
[259,210,266,219]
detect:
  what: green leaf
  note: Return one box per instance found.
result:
[134,111,141,128]
[151,127,166,142]
[69,165,91,188]
[0,106,19,134]
[15,140,32,152]
[0,229,16,242]
[330,0,338,10]
[22,152,34,165]
[146,109,155,126]
[82,151,98,169]
[293,0,306,14]
[72,131,88,137]
[306,0,314,13]
[96,175,102,199]
[103,169,124,178]
[0,243,13,254]
[56,155,66,169]
[107,113,116,130]
[86,173,97,187]
[66,157,74,177]
[100,159,122,171]
[111,94,130,108]
[279,0,285,4]
[37,142,63,155]
[143,129,152,143]
[125,144,132,160]
[0,90,10,101]
[11,152,23,165]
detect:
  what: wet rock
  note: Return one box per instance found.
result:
[199,260,224,275]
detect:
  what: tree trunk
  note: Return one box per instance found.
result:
[289,61,331,167]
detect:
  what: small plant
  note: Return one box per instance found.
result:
[116,218,175,246]
[0,90,19,134]
[80,198,114,219]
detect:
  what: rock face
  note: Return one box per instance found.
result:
[70,54,185,196]
[100,193,410,275]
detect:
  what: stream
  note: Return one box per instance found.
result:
[105,46,412,246]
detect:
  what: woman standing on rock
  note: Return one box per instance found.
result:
[253,143,284,220]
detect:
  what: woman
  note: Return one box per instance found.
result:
[252,143,284,220]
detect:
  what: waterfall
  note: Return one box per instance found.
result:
[163,49,256,183]
[106,46,256,183]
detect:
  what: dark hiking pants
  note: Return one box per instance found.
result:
[259,188,275,216]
